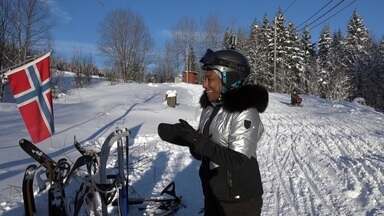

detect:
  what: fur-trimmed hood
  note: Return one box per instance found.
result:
[199,84,269,113]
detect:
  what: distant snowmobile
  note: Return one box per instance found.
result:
[291,91,303,106]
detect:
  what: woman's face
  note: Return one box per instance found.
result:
[203,70,222,102]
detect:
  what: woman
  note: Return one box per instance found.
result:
[158,49,268,216]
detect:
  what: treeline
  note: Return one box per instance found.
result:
[154,9,383,110]
[151,15,224,83]
[236,9,384,110]
[0,0,101,91]
[1,1,383,110]
[54,52,101,88]
[0,0,53,101]
[0,0,52,71]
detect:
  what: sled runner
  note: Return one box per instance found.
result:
[20,128,183,215]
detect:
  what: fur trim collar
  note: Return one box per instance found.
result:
[200,85,268,113]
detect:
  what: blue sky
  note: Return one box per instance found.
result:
[50,0,384,68]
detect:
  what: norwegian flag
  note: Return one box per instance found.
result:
[6,52,54,144]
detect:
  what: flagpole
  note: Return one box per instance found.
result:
[49,136,54,150]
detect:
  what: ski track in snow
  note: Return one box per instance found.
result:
[0,80,383,215]
[259,97,384,216]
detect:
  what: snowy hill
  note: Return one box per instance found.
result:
[0,78,383,215]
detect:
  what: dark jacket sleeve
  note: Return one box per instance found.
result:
[189,147,203,160]
[191,137,249,171]
[190,109,263,170]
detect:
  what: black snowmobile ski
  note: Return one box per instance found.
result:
[69,137,100,181]
[118,130,130,216]
[22,164,38,216]
[73,136,101,157]
[19,139,56,171]
[48,158,70,216]
[157,182,183,216]
[74,136,87,156]
[48,181,66,216]
[64,155,94,185]
[131,181,183,215]
[19,139,70,216]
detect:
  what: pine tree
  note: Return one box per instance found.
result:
[249,19,260,44]
[223,29,247,50]
[246,16,273,89]
[301,27,317,94]
[223,31,232,49]
[260,15,274,89]
[236,28,249,52]
[317,26,332,99]
[377,39,384,110]
[247,19,262,84]
[301,28,316,59]
[345,10,371,99]
[368,38,384,110]
[284,22,305,93]
[327,30,351,100]
[270,9,287,92]
[379,38,384,61]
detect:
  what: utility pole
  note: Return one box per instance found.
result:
[273,16,277,92]
[230,34,238,49]
[185,46,189,83]
[0,74,6,102]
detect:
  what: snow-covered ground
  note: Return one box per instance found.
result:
[0,74,383,215]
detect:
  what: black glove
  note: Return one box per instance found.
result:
[158,122,186,146]
[158,119,204,147]
[158,119,194,146]
[178,119,195,132]
[176,119,203,146]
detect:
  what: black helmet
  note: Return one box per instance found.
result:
[200,49,250,92]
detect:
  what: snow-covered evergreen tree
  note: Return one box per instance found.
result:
[344,10,371,99]
[260,15,275,89]
[246,16,274,89]
[247,20,262,83]
[270,9,287,92]
[366,37,384,110]
[379,38,384,62]
[327,30,351,100]
[236,28,249,52]
[301,28,316,59]
[317,25,332,99]
[301,27,317,94]
[377,39,384,109]
[223,30,233,50]
[223,28,248,51]
[243,9,383,111]
[284,22,305,93]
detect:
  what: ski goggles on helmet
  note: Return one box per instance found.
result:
[202,64,242,93]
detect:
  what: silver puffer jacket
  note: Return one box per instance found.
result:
[198,106,264,170]
[192,84,268,202]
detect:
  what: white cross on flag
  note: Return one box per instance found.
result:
[6,52,54,144]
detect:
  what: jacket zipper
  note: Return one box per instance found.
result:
[227,169,233,199]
